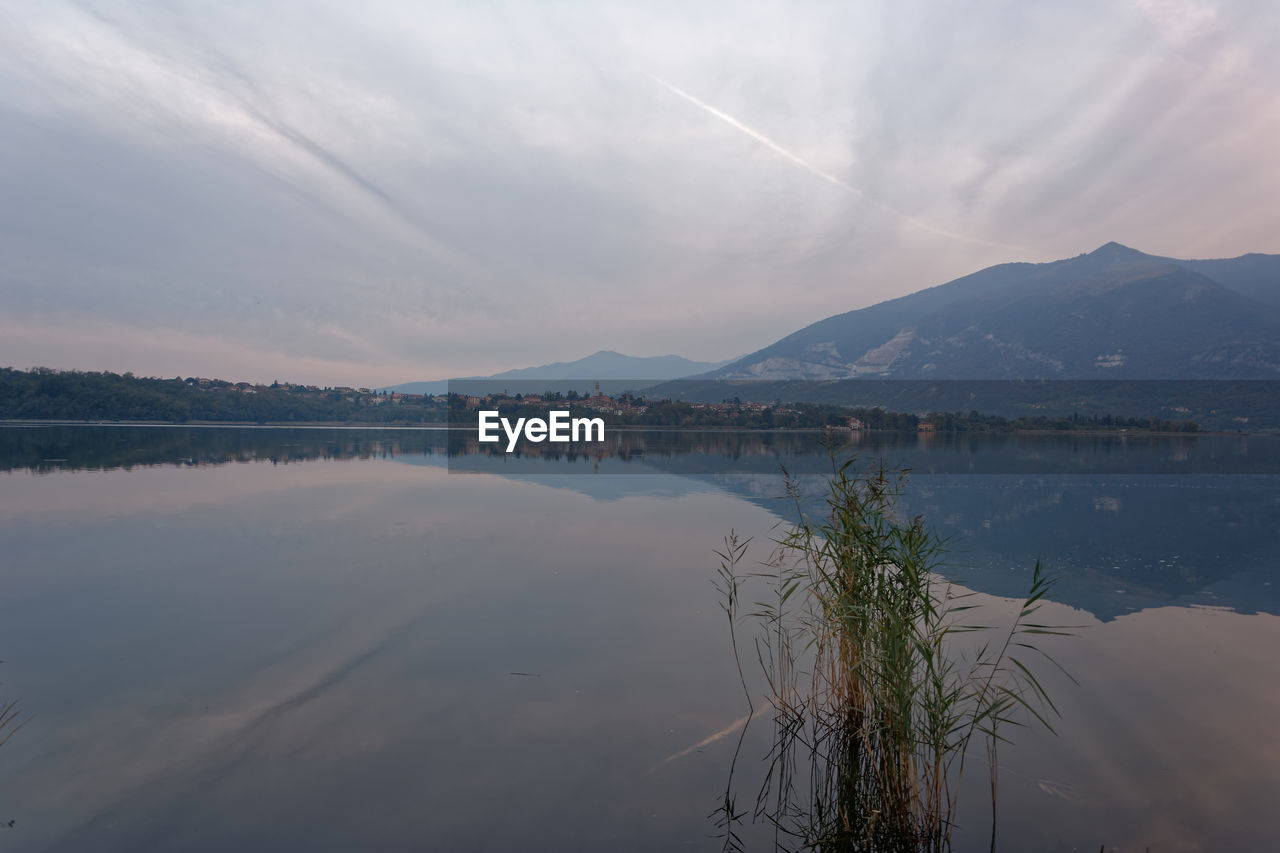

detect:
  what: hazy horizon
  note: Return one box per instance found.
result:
[4,1,1280,386]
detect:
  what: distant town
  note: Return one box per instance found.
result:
[0,367,1205,433]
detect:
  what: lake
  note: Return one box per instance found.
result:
[0,425,1277,851]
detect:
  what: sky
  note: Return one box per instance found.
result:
[2,0,1279,386]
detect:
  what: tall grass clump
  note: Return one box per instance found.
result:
[715,457,1073,852]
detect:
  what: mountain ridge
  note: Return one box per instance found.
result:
[383,350,734,396]
[697,243,1280,381]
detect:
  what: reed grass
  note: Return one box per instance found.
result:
[0,699,20,752]
[714,456,1073,852]
[0,661,23,754]
[1,663,25,831]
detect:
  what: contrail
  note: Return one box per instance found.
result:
[645,73,1023,251]
[648,708,759,774]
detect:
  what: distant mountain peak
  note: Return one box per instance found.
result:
[704,244,1280,381]
[381,350,735,395]
[1090,241,1146,258]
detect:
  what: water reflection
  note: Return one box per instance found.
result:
[3,426,1277,623]
[0,427,1276,850]
[985,599,1280,852]
[6,424,1280,475]
[449,428,1280,475]
[0,465,766,851]
[0,425,446,473]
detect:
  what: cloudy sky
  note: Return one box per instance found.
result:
[2,0,1278,385]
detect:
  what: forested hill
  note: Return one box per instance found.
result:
[704,243,1280,381]
[0,368,447,423]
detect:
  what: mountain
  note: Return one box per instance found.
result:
[1165,252,1280,310]
[478,350,730,381]
[701,243,1280,381]
[384,350,732,396]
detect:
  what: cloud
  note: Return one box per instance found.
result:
[1,0,1278,383]
[644,72,1027,251]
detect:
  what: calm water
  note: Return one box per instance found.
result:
[0,426,1278,851]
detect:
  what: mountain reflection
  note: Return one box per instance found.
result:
[5,424,1278,475]
[3,425,1276,622]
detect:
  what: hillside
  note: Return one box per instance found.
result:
[703,243,1280,381]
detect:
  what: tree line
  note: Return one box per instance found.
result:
[2,367,1199,431]
[0,368,447,423]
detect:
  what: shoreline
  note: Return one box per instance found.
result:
[0,418,1256,437]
